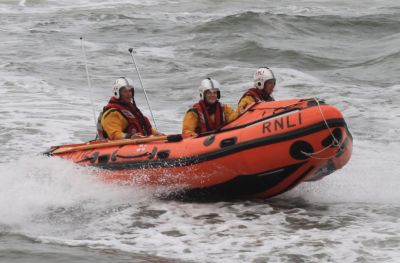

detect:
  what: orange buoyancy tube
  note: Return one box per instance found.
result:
[50,99,353,199]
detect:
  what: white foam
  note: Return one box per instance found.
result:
[31,198,400,262]
[0,155,153,229]
[275,67,400,143]
[0,0,166,14]
[283,139,400,204]
[0,1,399,261]
[0,73,96,162]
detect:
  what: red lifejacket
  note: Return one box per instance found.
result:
[100,97,152,138]
[192,100,225,133]
[240,87,275,103]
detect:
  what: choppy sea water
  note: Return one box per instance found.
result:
[0,0,399,262]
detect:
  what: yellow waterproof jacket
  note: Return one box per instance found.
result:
[101,109,159,140]
[237,95,256,113]
[182,103,238,135]
[238,88,275,113]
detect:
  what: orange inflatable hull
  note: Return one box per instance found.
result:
[47,99,352,199]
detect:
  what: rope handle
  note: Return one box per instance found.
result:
[300,98,346,160]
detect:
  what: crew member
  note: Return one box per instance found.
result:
[97,77,161,140]
[182,78,238,136]
[237,67,276,113]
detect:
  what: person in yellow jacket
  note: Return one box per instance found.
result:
[182,78,238,136]
[97,77,162,140]
[237,67,276,113]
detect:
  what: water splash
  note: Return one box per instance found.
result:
[0,155,153,230]
[284,140,400,204]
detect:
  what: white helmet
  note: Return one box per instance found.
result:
[112,77,134,99]
[198,78,221,99]
[254,67,275,90]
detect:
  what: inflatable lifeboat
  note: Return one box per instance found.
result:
[46,98,352,199]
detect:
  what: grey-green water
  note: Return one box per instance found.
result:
[0,0,399,262]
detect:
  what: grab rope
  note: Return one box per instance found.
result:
[300,98,345,160]
[252,99,305,113]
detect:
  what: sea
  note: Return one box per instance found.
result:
[0,0,399,262]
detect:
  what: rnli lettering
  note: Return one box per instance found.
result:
[263,112,302,133]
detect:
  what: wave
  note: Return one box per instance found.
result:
[193,11,400,35]
[0,155,154,231]
[283,140,400,204]
[188,10,400,86]
[217,40,344,69]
